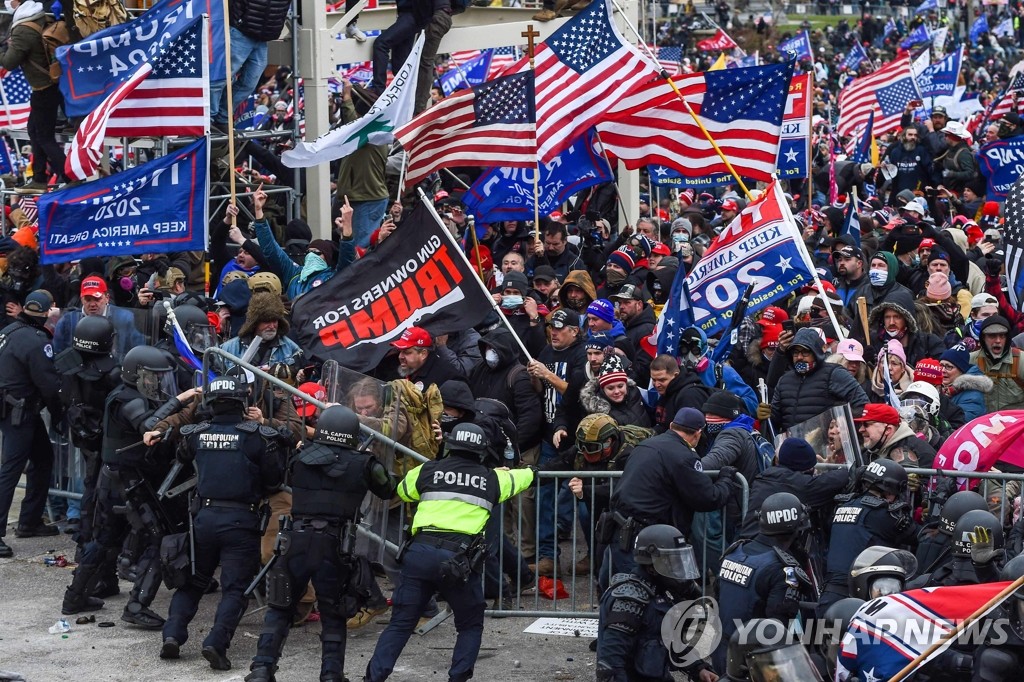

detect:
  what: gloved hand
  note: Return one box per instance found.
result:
[717,465,737,483]
[527,465,542,488]
[985,257,1003,277]
[756,403,772,421]
[970,524,1004,565]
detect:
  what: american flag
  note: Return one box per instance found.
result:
[534,0,657,162]
[837,54,916,137]
[650,45,682,76]
[0,68,31,129]
[395,71,537,187]
[988,73,1024,121]
[454,47,521,79]
[597,61,792,184]
[104,19,208,138]
[18,195,37,224]
[1003,175,1024,310]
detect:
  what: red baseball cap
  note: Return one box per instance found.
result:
[293,382,326,418]
[853,403,901,425]
[651,242,671,256]
[391,326,432,349]
[721,199,739,212]
[81,275,107,298]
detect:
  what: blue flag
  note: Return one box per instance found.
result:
[971,14,989,45]
[841,41,868,72]
[647,164,736,188]
[915,0,937,13]
[778,31,812,61]
[884,18,897,37]
[916,48,963,98]
[840,197,861,248]
[438,51,493,96]
[0,139,12,175]
[462,129,612,222]
[850,111,874,168]
[900,23,930,49]
[977,137,1024,200]
[655,266,696,356]
[37,139,209,264]
[57,0,219,118]
[233,95,260,130]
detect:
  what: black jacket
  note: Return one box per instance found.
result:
[652,369,713,433]
[231,0,292,41]
[740,466,850,538]
[579,379,652,428]
[467,327,544,449]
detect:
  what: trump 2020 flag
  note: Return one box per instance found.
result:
[462,129,611,222]
[778,31,812,61]
[900,23,931,50]
[970,14,989,45]
[841,41,868,73]
[916,47,963,99]
[837,582,1013,681]
[776,73,812,180]
[977,136,1024,201]
[684,180,814,337]
[290,200,494,372]
[37,138,209,265]
[283,34,423,168]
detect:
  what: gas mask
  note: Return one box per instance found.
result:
[119,275,137,291]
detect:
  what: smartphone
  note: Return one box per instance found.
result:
[909,99,923,107]
[782,320,795,334]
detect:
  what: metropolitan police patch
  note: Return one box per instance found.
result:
[43,343,53,359]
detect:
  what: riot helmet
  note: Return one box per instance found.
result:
[172,291,209,312]
[757,492,811,537]
[820,598,865,680]
[634,524,699,581]
[72,315,115,356]
[122,346,177,401]
[901,381,940,417]
[859,457,908,498]
[746,642,824,682]
[313,405,361,448]
[169,304,217,354]
[575,413,621,464]
[444,423,490,462]
[938,490,987,535]
[951,509,1002,558]
[849,546,918,600]
[205,376,248,412]
[473,397,520,466]
[1000,554,1024,629]
[726,619,791,680]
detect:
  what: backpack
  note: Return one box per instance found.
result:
[388,379,443,475]
[71,0,128,40]
[619,424,654,450]
[23,19,71,84]
[749,430,776,474]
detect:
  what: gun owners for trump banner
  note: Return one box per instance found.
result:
[291,201,493,371]
[37,138,208,265]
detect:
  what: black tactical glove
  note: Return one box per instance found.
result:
[985,257,1003,277]
[717,465,738,483]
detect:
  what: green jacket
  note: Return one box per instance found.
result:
[334,99,389,202]
[1,10,52,91]
[972,348,1024,412]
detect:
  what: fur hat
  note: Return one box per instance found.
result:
[238,292,289,339]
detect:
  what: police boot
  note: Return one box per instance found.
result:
[62,568,105,615]
[121,601,165,629]
[245,665,277,682]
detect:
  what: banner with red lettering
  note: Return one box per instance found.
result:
[933,410,1024,487]
[290,202,493,371]
[696,29,738,52]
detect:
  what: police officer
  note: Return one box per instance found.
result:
[55,315,121,546]
[848,546,917,599]
[972,554,1024,681]
[160,375,286,670]
[61,345,196,624]
[245,406,395,682]
[714,492,816,673]
[596,524,716,682]
[0,290,63,559]
[818,458,919,617]
[363,422,534,682]
[913,509,1005,587]
[915,489,987,576]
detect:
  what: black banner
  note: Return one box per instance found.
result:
[291,202,494,371]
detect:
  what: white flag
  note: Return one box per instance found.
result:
[282,33,424,168]
[931,26,949,54]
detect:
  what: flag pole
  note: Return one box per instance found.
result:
[593,129,633,230]
[805,76,813,211]
[889,576,1024,682]
[608,0,753,200]
[417,187,535,362]
[522,24,541,243]
[221,0,237,224]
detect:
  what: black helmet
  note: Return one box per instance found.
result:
[726,618,792,680]
[849,546,917,600]
[758,492,811,537]
[951,509,1002,558]
[172,291,209,312]
[938,490,987,535]
[634,524,699,581]
[1001,555,1024,603]
[72,315,115,355]
[444,423,489,460]
[205,375,248,406]
[473,397,520,466]
[820,597,865,678]
[169,304,217,353]
[122,345,176,400]
[860,458,908,497]
[313,405,361,448]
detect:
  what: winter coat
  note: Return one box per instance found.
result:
[253,219,355,299]
[739,465,850,538]
[945,368,993,422]
[699,415,761,521]
[0,2,51,90]
[936,140,979,194]
[770,327,869,432]
[527,243,586,283]
[230,0,293,42]
[467,327,544,449]
[735,338,771,396]
[865,421,937,467]
[555,269,597,311]
[971,347,1024,412]
[579,379,652,428]
[865,289,946,367]
[652,369,714,433]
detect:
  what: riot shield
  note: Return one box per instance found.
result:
[778,403,862,468]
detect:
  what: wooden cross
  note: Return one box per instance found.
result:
[521,24,540,60]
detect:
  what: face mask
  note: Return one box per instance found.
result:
[885,328,903,339]
[119,275,136,291]
[484,348,500,368]
[500,295,524,310]
[794,360,813,375]
[300,253,328,282]
[605,269,626,287]
[705,422,725,436]
[869,269,888,287]
[910,255,921,267]
[972,318,984,336]
[672,233,687,245]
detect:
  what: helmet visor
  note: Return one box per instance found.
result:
[747,644,824,682]
[651,544,700,581]
[185,322,217,353]
[137,367,177,402]
[869,576,904,599]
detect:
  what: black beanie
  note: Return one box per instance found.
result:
[702,391,744,420]
[778,438,817,471]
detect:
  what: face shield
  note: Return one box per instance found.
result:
[869,576,904,599]
[137,367,178,402]
[185,321,217,353]
[651,544,700,581]
[747,644,824,682]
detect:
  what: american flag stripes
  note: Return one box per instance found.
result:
[597,62,792,184]
[651,45,683,76]
[988,73,1024,121]
[533,0,658,162]
[837,54,916,137]
[395,71,537,188]
[0,68,31,129]
[1002,175,1024,310]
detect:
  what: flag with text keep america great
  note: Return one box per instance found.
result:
[290,202,494,372]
